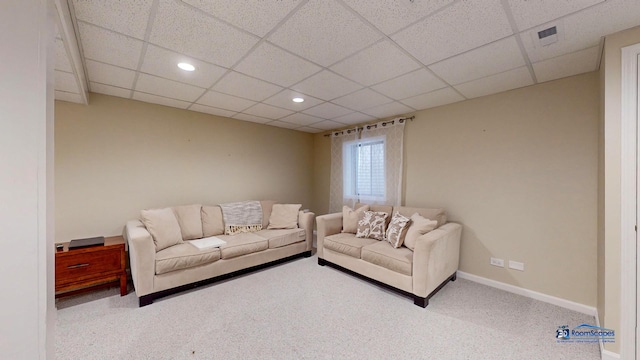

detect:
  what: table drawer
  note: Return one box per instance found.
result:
[56,249,122,284]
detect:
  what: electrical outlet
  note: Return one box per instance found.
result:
[490,257,504,267]
[509,260,525,271]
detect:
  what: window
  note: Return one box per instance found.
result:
[343,137,385,201]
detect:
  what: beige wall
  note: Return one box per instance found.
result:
[314,72,599,306]
[55,93,314,242]
[600,25,640,354]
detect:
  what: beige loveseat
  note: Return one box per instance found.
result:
[316,204,461,307]
[124,201,314,306]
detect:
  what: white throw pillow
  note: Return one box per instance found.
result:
[403,213,438,251]
[342,205,370,234]
[140,207,183,251]
[267,204,301,229]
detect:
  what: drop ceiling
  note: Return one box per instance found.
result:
[54,0,640,133]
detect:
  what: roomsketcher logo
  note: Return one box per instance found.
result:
[556,324,615,343]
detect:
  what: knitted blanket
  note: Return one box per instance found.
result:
[219,201,263,235]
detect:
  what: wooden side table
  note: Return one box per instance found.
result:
[55,235,127,297]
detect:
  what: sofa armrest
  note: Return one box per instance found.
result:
[124,220,156,297]
[315,212,343,259]
[298,211,315,251]
[412,222,462,298]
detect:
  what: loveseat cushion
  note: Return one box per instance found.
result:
[361,241,413,276]
[256,228,306,249]
[324,233,378,259]
[173,204,203,240]
[217,233,269,259]
[155,243,221,275]
[394,207,447,228]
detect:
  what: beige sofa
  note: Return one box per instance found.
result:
[124,201,314,306]
[316,204,461,307]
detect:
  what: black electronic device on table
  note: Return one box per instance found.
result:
[68,236,105,249]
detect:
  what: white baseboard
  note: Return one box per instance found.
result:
[456,271,597,316]
[595,310,621,360]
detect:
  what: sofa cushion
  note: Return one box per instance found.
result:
[355,211,388,240]
[324,233,378,259]
[267,204,301,229]
[404,213,438,251]
[155,243,220,275]
[260,200,277,228]
[394,207,447,228]
[140,207,183,251]
[217,233,269,259]
[342,205,369,234]
[356,203,393,228]
[202,205,224,237]
[173,204,203,240]
[256,228,306,249]
[386,212,411,248]
[362,241,413,276]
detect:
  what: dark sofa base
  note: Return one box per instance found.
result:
[318,257,456,308]
[138,250,312,307]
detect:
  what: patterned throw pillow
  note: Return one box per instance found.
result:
[386,212,412,248]
[355,211,388,240]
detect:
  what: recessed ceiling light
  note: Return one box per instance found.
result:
[292,97,304,103]
[177,62,195,71]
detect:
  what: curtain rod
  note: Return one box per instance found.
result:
[323,116,415,137]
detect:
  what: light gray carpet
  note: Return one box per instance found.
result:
[56,255,600,359]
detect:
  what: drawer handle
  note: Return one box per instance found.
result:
[67,263,89,269]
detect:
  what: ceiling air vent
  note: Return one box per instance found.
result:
[537,26,558,46]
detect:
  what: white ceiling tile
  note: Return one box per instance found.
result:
[330,40,422,86]
[183,0,302,37]
[140,45,227,89]
[267,120,300,130]
[212,71,283,102]
[533,46,600,83]
[72,0,154,39]
[189,104,237,118]
[55,39,72,72]
[78,22,144,69]
[522,0,640,62]
[506,0,604,31]
[309,120,344,130]
[454,66,534,99]
[342,0,455,35]
[268,0,382,66]
[90,82,131,99]
[55,91,83,103]
[392,0,513,65]
[135,73,205,102]
[149,0,259,68]
[428,36,526,85]
[233,113,272,124]
[332,89,393,111]
[279,113,325,126]
[263,90,324,111]
[332,112,376,125]
[133,92,191,109]
[55,71,79,93]
[243,103,293,119]
[400,87,464,110]
[291,70,362,101]
[303,103,353,119]
[234,43,322,87]
[371,68,447,100]
[362,101,413,119]
[296,126,324,133]
[196,90,256,112]
[86,60,136,89]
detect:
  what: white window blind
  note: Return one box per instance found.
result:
[343,137,385,201]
